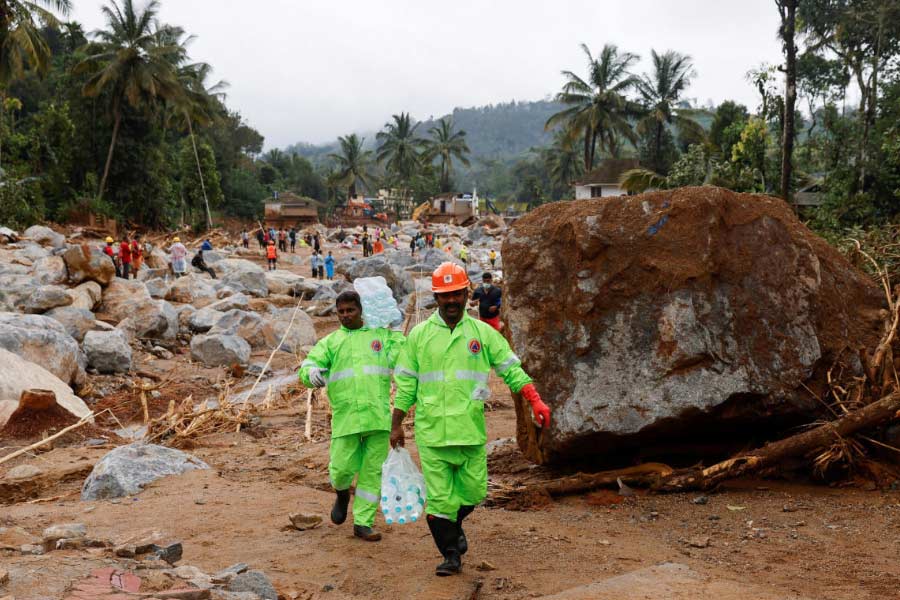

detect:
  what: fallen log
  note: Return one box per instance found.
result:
[654,391,900,492]
[539,463,674,497]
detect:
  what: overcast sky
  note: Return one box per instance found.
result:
[71,0,785,150]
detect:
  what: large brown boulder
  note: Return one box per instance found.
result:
[62,244,116,286]
[503,187,884,464]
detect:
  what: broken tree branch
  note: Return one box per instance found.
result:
[654,391,900,492]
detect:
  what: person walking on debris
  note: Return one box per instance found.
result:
[410,237,416,256]
[170,237,188,277]
[362,229,370,257]
[313,233,321,253]
[470,272,502,331]
[299,291,406,542]
[131,235,143,278]
[103,236,120,278]
[325,251,335,280]
[310,250,319,278]
[256,228,265,249]
[458,244,468,266]
[289,227,297,253]
[266,239,278,271]
[191,249,217,278]
[201,238,213,252]
[241,229,250,249]
[489,249,497,269]
[391,262,550,576]
[119,236,133,279]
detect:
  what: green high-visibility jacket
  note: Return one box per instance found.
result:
[299,325,405,438]
[395,311,532,447]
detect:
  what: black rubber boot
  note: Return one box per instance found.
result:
[330,489,351,525]
[456,505,475,556]
[352,525,382,541]
[427,515,462,576]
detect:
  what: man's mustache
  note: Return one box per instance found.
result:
[443,303,462,311]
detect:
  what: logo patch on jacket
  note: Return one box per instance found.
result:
[467,339,481,355]
[371,340,383,353]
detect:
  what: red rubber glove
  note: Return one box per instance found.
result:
[520,383,550,427]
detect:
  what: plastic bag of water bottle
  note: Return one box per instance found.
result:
[381,447,426,525]
[353,276,402,328]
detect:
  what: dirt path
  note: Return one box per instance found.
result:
[3,381,900,599]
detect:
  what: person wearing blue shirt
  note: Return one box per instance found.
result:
[325,251,335,280]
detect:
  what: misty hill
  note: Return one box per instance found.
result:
[285,99,564,166]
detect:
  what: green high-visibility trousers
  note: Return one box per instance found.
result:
[329,430,390,527]
[418,444,487,522]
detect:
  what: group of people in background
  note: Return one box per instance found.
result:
[310,250,335,280]
[102,234,145,280]
[248,226,305,254]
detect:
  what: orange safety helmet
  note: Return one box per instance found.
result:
[432,261,469,293]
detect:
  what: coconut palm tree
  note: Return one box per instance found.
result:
[636,49,705,173]
[545,43,642,172]
[74,0,184,201]
[422,117,470,192]
[0,0,72,85]
[541,130,584,193]
[376,112,424,183]
[328,133,374,198]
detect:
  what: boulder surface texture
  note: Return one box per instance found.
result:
[81,442,209,500]
[503,187,884,463]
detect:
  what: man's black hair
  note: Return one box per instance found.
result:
[336,290,362,310]
[482,272,493,280]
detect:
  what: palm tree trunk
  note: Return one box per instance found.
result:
[186,113,213,230]
[98,101,121,202]
[583,127,592,171]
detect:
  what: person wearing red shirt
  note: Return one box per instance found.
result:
[130,235,143,279]
[119,239,133,279]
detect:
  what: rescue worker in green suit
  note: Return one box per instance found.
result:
[300,290,405,541]
[391,262,551,575]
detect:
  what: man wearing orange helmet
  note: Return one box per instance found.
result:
[391,261,550,576]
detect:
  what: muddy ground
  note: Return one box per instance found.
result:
[2,239,900,599]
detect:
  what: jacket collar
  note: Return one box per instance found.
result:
[340,323,370,333]
[429,310,471,329]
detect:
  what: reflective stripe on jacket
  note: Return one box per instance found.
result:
[299,326,405,437]
[394,311,531,447]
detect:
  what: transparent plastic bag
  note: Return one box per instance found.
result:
[354,276,402,328]
[381,447,426,525]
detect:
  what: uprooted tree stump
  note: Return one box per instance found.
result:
[653,391,900,492]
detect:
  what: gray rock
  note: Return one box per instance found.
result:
[45,307,96,342]
[100,279,168,338]
[0,226,18,243]
[227,571,278,600]
[32,255,67,285]
[42,523,86,544]
[188,307,223,333]
[336,253,414,299]
[209,310,277,349]
[67,281,102,311]
[157,299,178,341]
[270,308,316,353]
[213,259,268,297]
[211,563,250,584]
[83,329,132,373]
[0,312,83,384]
[190,333,251,367]
[144,278,171,299]
[23,285,73,313]
[503,187,884,463]
[23,225,65,248]
[62,244,116,286]
[165,274,218,307]
[80,442,210,500]
[205,293,251,312]
[5,464,44,480]
[0,272,36,311]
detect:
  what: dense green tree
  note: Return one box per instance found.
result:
[73,0,184,201]
[376,112,424,183]
[0,0,71,85]
[710,101,749,157]
[328,133,374,198]
[545,43,641,171]
[422,117,470,192]
[636,49,703,175]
